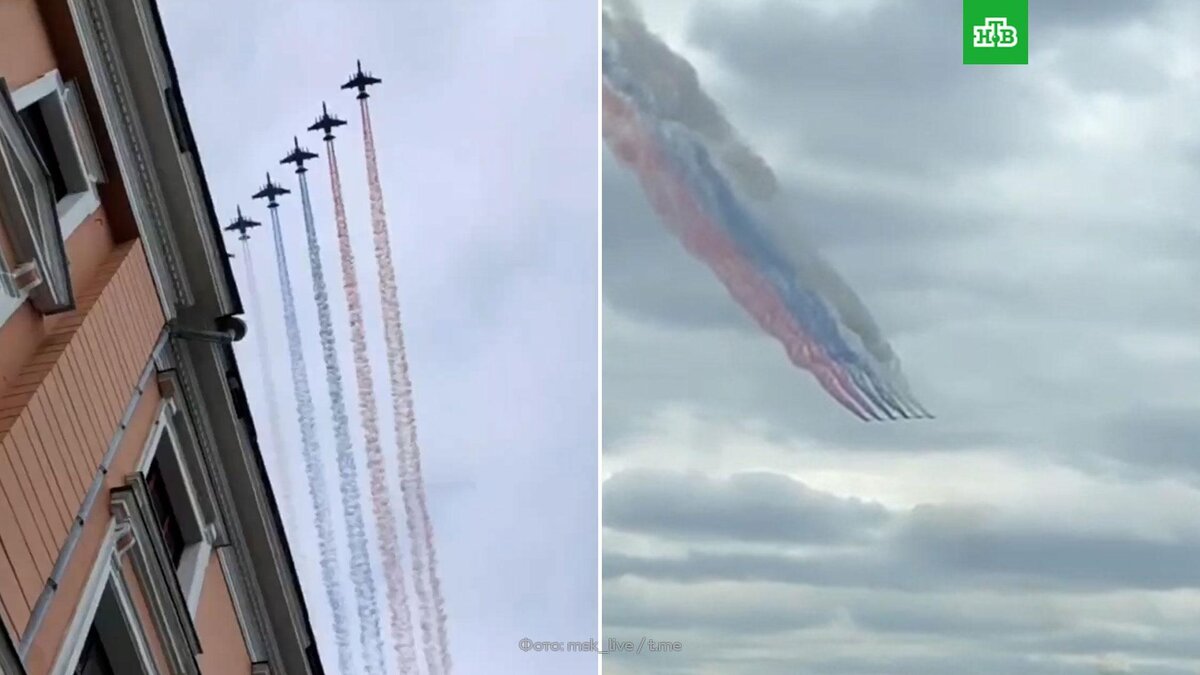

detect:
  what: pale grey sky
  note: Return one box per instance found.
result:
[160,1,598,673]
[604,1,1200,673]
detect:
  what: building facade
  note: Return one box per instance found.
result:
[0,0,321,673]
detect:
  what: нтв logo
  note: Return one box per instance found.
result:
[972,18,1018,48]
[963,0,1028,65]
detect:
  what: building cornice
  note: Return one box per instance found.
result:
[214,343,313,641]
[168,336,325,674]
[168,339,279,665]
[65,0,192,318]
[128,0,235,315]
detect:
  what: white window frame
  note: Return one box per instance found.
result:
[0,80,69,323]
[50,522,159,675]
[137,400,214,616]
[0,284,20,329]
[0,68,104,326]
[10,70,103,239]
[105,475,204,674]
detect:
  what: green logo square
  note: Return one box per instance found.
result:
[963,0,1028,65]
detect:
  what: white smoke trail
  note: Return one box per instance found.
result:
[325,136,419,672]
[239,238,296,535]
[603,0,777,200]
[360,96,451,675]
[296,167,387,675]
[267,204,355,675]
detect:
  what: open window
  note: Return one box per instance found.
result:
[71,628,114,675]
[9,71,104,238]
[0,70,104,324]
[57,553,160,675]
[139,403,214,614]
[55,479,205,675]
[70,588,155,675]
[0,78,72,320]
[0,618,22,675]
[146,457,187,567]
[108,476,204,674]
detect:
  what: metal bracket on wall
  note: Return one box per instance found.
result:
[113,504,137,559]
[1,260,41,296]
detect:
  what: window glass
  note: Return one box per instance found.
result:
[72,627,114,675]
[146,459,185,568]
[17,104,67,201]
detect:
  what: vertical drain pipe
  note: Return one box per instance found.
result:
[17,332,166,657]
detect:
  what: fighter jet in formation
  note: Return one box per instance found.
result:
[309,101,347,141]
[341,59,381,99]
[224,205,261,241]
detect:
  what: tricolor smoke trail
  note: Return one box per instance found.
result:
[604,5,928,420]
[253,176,355,674]
[603,0,777,201]
[308,104,419,672]
[283,139,387,675]
[603,87,872,419]
[350,72,452,673]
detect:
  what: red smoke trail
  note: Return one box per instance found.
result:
[240,238,300,532]
[360,97,452,674]
[325,136,418,672]
[603,84,871,420]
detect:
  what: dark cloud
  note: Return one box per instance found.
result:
[607,499,1200,592]
[609,593,832,635]
[1032,0,1166,30]
[604,469,890,543]
[605,581,1200,674]
[1097,407,1200,477]
[682,0,1176,177]
[899,503,1200,589]
[686,0,1050,176]
[1049,34,1168,96]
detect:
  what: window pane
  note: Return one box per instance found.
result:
[146,460,186,567]
[16,104,67,201]
[73,628,114,675]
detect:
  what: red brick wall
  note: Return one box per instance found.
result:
[20,384,163,675]
[0,242,164,637]
[0,0,56,92]
[196,554,253,674]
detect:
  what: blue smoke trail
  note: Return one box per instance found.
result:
[266,201,355,674]
[295,163,387,675]
[664,126,900,419]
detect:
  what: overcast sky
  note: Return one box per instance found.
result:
[604,1,1200,673]
[159,2,597,673]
